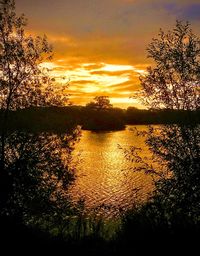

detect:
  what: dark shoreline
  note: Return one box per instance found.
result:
[1,106,199,133]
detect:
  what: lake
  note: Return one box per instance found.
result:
[69,125,155,218]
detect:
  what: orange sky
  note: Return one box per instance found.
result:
[16,0,200,108]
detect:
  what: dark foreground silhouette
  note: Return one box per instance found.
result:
[1,215,199,255]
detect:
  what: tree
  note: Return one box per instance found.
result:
[2,130,81,224]
[124,21,200,233]
[0,0,64,111]
[140,20,200,110]
[0,0,80,226]
[0,0,69,171]
[86,96,113,110]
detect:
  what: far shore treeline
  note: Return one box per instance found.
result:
[1,106,199,132]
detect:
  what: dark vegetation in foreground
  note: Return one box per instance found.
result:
[1,207,199,255]
[1,105,199,132]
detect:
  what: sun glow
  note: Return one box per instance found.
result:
[41,60,146,107]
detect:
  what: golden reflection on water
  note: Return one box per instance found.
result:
[69,125,155,217]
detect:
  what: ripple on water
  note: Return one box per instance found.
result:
[69,126,155,218]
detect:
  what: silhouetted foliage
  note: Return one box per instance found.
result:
[1,129,80,218]
[0,0,68,110]
[140,20,200,110]
[82,105,125,131]
[86,96,113,110]
[126,107,200,124]
[0,0,70,171]
[2,106,199,134]
[0,0,83,244]
[121,21,200,240]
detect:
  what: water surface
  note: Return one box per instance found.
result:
[69,125,154,217]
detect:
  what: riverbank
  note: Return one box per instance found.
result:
[1,106,199,132]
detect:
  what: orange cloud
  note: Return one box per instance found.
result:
[41,60,145,108]
[17,0,200,108]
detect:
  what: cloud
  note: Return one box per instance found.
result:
[162,2,200,21]
[181,4,200,20]
[82,63,105,70]
[90,70,132,76]
[16,0,200,108]
[70,80,97,85]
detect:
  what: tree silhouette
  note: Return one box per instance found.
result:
[124,21,200,233]
[0,0,80,230]
[140,20,200,110]
[2,130,80,217]
[0,0,64,111]
[0,0,69,171]
[86,96,113,110]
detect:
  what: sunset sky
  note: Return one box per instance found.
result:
[16,0,200,108]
